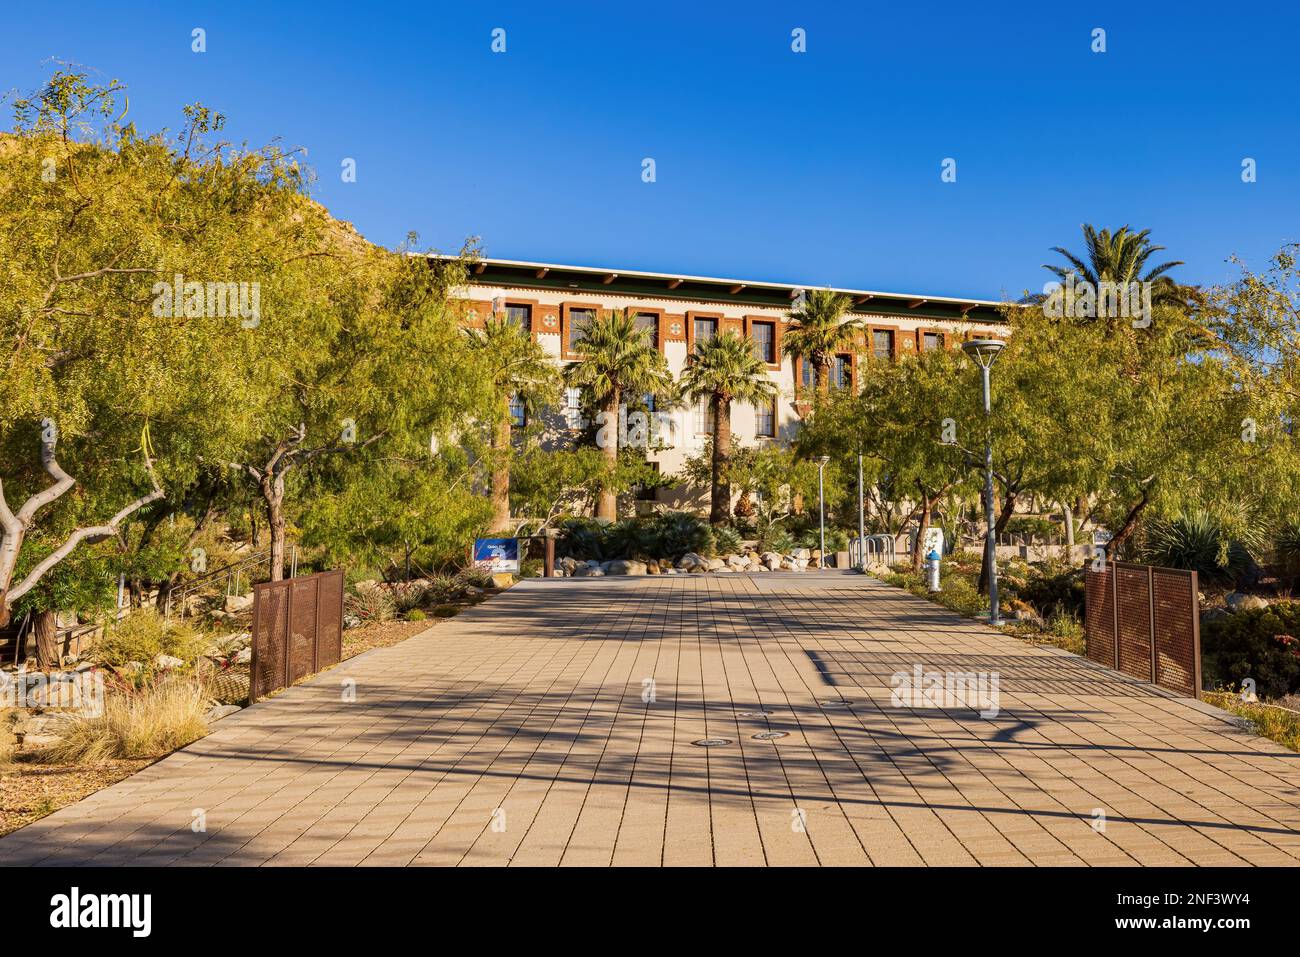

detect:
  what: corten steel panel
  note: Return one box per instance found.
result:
[251,582,290,703]
[288,577,320,685]
[251,569,347,702]
[1152,567,1201,698]
[1115,564,1153,681]
[315,570,344,669]
[1085,565,1116,668]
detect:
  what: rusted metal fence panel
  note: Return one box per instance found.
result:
[250,569,345,703]
[1085,560,1200,698]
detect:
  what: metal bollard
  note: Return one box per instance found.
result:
[927,549,942,593]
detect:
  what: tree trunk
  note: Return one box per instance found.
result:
[34,609,58,670]
[815,354,830,399]
[489,408,513,533]
[1106,491,1150,560]
[978,486,1017,595]
[261,473,287,582]
[596,389,620,521]
[911,494,933,573]
[710,393,732,526]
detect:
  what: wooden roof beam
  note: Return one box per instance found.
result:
[602,273,618,285]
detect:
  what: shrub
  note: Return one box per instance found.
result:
[93,611,205,678]
[405,609,427,622]
[1202,602,1300,699]
[456,566,494,589]
[345,587,396,623]
[713,525,742,556]
[645,511,713,561]
[38,676,209,762]
[602,519,658,559]
[559,517,609,561]
[1141,511,1259,587]
[1276,524,1300,578]
[386,581,428,613]
[754,517,794,555]
[1016,568,1086,620]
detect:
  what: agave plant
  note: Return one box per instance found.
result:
[1141,511,1259,586]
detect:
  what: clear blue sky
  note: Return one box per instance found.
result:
[3,1,1296,300]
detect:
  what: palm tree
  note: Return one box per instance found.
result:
[563,309,673,521]
[679,332,778,525]
[782,288,860,398]
[1044,224,1189,313]
[466,316,560,533]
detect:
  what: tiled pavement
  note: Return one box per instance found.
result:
[4,571,1300,866]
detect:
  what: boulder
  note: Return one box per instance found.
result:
[155,654,185,670]
[205,704,243,723]
[792,548,811,560]
[606,559,647,576]
[725,554,750,568]
[233,648,252,665]
[646,560,660,575]
[677,552,706,569]
[706,558,725,571]
[224,593,254,614]
[763,552,783,570]
[574,565,604,577]
[1226,592,1269,612]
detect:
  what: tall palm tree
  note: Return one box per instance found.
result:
[1044,224,1188,313]
[679,332,778,525]
[782,288,860,397]
[466,316,560,533]
[563,309,672,521]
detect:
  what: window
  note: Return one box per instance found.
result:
[872,329,894,360]
[563,387,586,430]
[505,303,531,331]
[636,462,661,501]
[922,331,943,352]
[568,308,593,352]
[833,354,852,390]
[755,398,776,437]
[801,358,814,390]
[694,398,715,435]
[508,393,526,428]
[634,312,659,349]
[693,317,716,348]
[750,321,775,364]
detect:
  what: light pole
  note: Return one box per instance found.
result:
[817,454,830,569]
[961,338,1006,626]
[857,447,866,571]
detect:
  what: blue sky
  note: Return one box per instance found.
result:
[3,1,1296,300]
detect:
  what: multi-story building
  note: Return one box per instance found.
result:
[445,256,1009,512]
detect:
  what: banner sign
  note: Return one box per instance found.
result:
[473,538,520,573]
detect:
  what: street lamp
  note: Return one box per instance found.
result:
[961,338,1006,626]
[817,455,830,569]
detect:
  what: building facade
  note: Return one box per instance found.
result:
[446,257,1009,512]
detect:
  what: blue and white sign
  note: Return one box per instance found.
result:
[473,538,520,573]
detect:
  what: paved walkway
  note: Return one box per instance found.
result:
[4,572,1300,866]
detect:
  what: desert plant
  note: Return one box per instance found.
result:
[456,566,494,589]
[1276,524,1300,578]
[1141,511,1259,586]
[93,610,205,678]
[405,609,427,622]
[38,675,210,762]
[646,511,714,561]
[754,516,794,555]
[713,525,743,556]
[388,581,428,613]
[1202,602,1300,699]
[345,587,396,623]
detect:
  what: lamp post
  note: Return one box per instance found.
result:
[857,447,866,571]
[817,455,830,569]
[961,338,1006,626]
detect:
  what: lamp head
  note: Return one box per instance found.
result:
[818,455,830,467]
[961,338,1006,369]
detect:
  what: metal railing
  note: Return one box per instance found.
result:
[164,546,295,619]
[849,535,898,570]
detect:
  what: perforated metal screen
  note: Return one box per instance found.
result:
[1085,560,1200,698]
[250,568,346,703]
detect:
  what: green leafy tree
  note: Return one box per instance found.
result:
[464,315,561,533]
[562,309,672,520]
[678,332,777,524]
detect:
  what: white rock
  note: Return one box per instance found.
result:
[706,558,725,571]
[1225,592,1268,612]
[234,648,252,665]
[792,548,811,560]
[224,593,254,614]
[606,559,647,576]
[677,552,705,569]
[574,566,604,577]
[155,654,185,670]
[205,704,243,723]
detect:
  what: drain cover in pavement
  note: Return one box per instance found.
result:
[820,699,855,709]
[736,710,776,717]
[692,738,732,747]
[751,731,789,741]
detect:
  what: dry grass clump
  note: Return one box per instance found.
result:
[36,676,210,763]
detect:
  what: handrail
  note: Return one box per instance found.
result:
[164,546,293,619]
